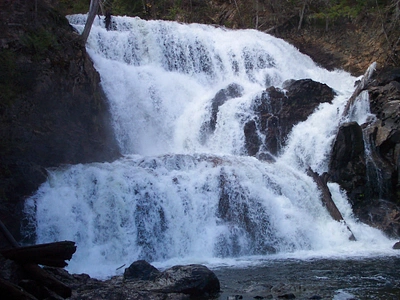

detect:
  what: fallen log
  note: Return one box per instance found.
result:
[307,167,356,241]
[0,219,73,298]
[1,241,76,268]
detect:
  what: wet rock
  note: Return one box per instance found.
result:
[393,241,400,249]
[201,83,243,143]
[277,293,296,299]
[244,119,261,156]
[367,68,400,204]
[124,260,160,281]
[43,262,219,299]
[246,79,335,157]
[356,199,400,238]
[328,122,366,204]
[328,67,400,235]
[227,295,243,300]
[154,264,220,296]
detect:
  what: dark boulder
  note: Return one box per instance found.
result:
[354,199,400,238]
[277,293,296,299]
[210,83,244,132]
[124,260,160,281]
[245,79,335,157]
[154,264,220,296]
[30,262,219,299]
[244,119,261,156]
[201,83,243,143]
[328,122,366,206]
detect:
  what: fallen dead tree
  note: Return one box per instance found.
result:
[0,219,75,299]
[307,167,356,241]
[1,241,76,268]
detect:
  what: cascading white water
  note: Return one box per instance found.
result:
[24,15,395,278]
[347,90,388,199]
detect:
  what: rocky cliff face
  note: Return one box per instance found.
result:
[0,0,120,243]
[329,68,400,237]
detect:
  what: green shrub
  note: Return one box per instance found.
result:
[20,29,60,59]
[0,50,18,103]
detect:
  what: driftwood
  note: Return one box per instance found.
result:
[0,219,74,299]
[1,241,76,268]
[307,167,356,241]
[342,62,376,117]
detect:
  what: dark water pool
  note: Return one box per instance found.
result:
[213,257,400,300]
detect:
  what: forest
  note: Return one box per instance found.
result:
[59,0,400,30]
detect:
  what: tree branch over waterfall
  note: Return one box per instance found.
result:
[81,0,100,43]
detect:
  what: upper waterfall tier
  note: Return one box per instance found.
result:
[67,14,355,157]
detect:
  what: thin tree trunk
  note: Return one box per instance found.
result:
[233,0,243,26]
[255,0,259,29]
[298,0,307,30]
[81,0,99,44]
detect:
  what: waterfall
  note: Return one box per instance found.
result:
[346,90,388,199]
[24,15,394,278]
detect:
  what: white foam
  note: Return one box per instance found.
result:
[24,16,397,279]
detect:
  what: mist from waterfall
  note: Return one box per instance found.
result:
[24,15,395,278]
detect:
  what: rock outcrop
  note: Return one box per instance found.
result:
[0,0,120,244]
[124,260,161,281]
[245,79,336,158]
[201,83,243,144]
[329,122,366,203]
[64,262,219,299]
[0,256,220,299]
[328,67,400,237]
